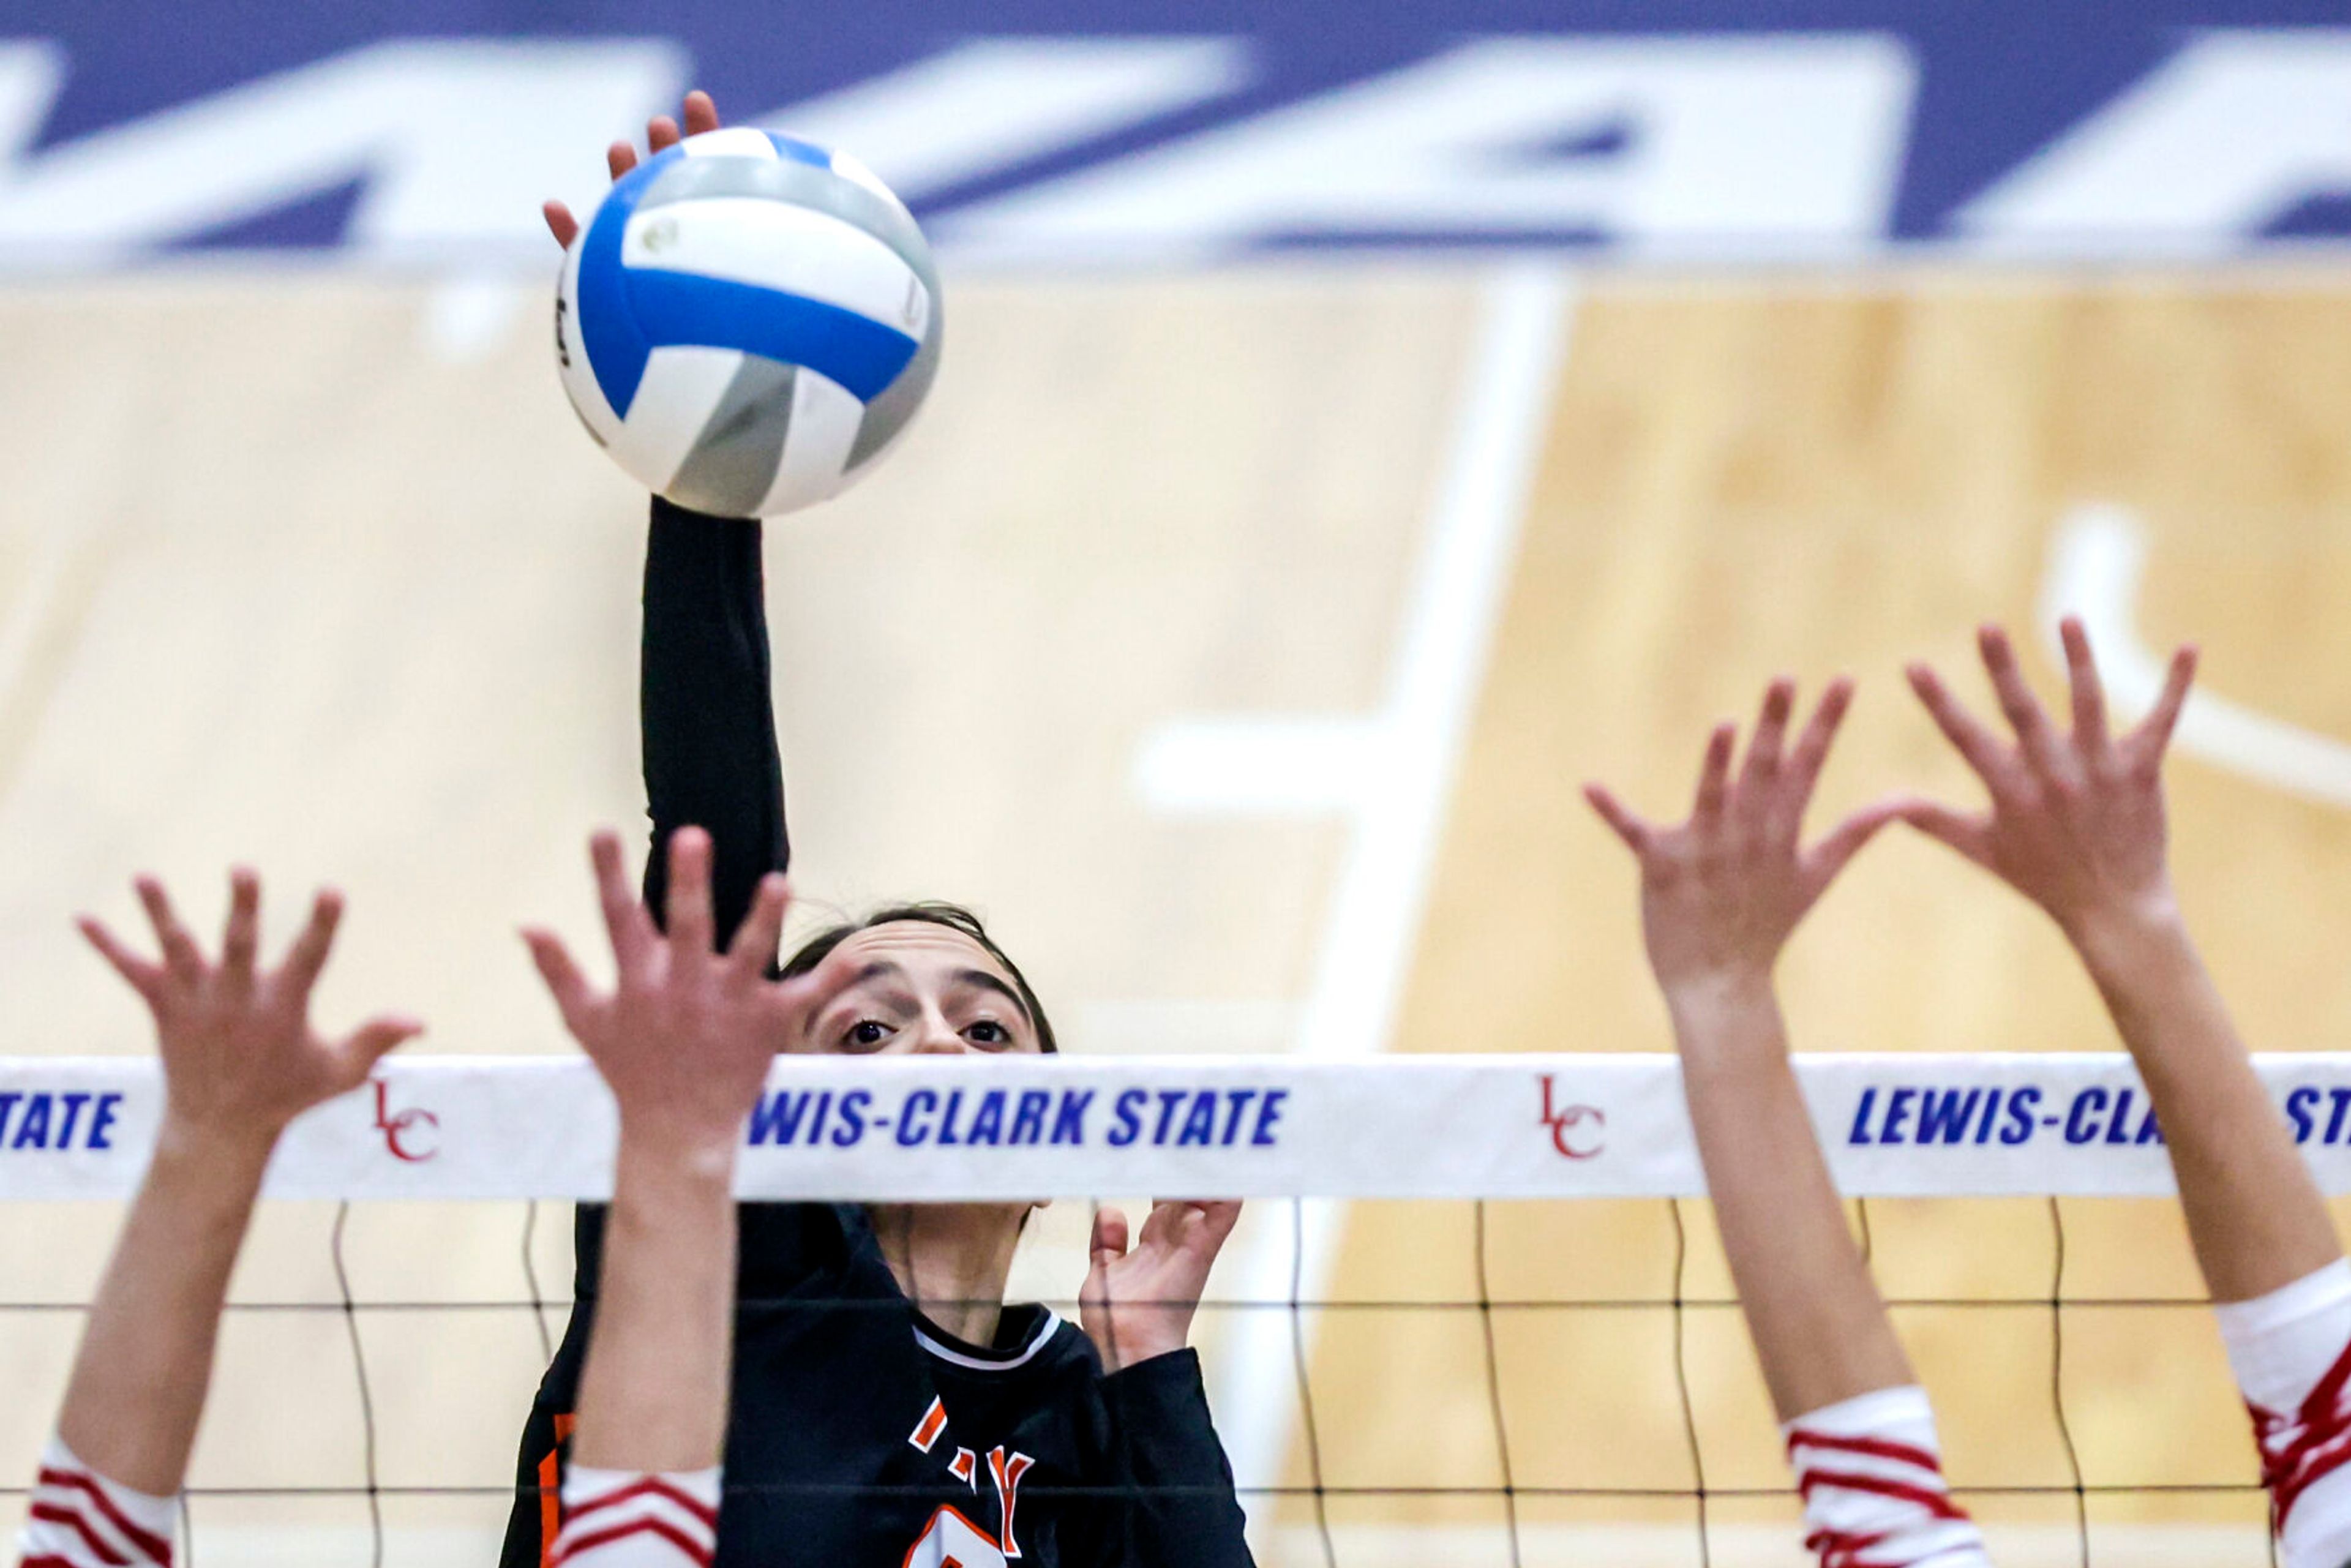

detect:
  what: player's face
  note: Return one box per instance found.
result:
[803,922,1044,1057]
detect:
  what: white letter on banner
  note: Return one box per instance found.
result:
[0,40,683,262]
[1961,31,2351,254]
[943,36,1914,260]
[761,37,1250,203]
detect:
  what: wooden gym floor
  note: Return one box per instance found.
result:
[0,266,2346,1564]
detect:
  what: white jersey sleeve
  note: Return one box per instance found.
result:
[1781,1386,1993,1568]
[2216,1257,2351,1568]
[549,1466,722,1568]
[17,1437,177,1568]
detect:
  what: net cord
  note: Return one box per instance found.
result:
[2049,1196,2090,1566]
[521,1200,554,1362]
[1473,1200,1523,1566]
[1289,1198,1337,1566]
[331,1201,386,1568]
[1670,1197,1713,1567]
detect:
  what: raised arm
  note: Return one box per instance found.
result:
[1588,679,1989,1568]
[639,493,789,935]
[20,873,418,1568]
[520,828,848,1566]
[510,90,800,1568]
[547,89,790,938]
[1901,620,2347,1567]
[601,94,790,932]
[1076,1201,1254,1567]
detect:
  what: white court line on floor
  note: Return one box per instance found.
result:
[2041,501,2351,809]
[1134,715,1382,814]
[1132,263,1575,1517]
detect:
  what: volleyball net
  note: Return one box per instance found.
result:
[2,1051,2338,1566]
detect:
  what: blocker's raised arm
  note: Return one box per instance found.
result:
[1901,620,2351,1568]
[523,828,841,1169]
[1589,679,1990,1568]
[522,828,850,1567]
[1898,621,2194,944]
[18,871,419,1568]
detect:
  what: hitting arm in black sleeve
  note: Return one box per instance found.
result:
[639,493,790,936]
[1087,1349,1258,1567]
[500,496,792,1568]
[587,493,789,1299]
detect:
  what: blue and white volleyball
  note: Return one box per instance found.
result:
[555,128,941,517]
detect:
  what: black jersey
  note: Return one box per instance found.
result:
[503,1201,1250,1568]
[500,500,1254,1568]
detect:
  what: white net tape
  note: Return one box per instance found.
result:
[1,1052,2347,1201]
[2,1053,2329,1567]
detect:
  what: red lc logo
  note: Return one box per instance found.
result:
[1538,1075,1605,1159]
[372,1079,440,1163]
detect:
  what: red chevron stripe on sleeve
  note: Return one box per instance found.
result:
[1783,1388,1992,1568]
[548,1468,721,1568]
[2214,1258,2351,1566]
[2248,1334,2351,1544]
[16,1444,175,1568]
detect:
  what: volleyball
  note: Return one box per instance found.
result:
[555,127,942,518]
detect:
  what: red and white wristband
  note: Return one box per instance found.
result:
[2219,1258,2351,1568]
[17,1439,176,1568]
[1782,1386,1992,1568]
[550,1466,722,1568]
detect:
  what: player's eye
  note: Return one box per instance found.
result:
[966,1019,1011,1048]
[843,1018,893,1051]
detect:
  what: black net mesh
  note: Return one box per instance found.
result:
[0,1193,2290,1566]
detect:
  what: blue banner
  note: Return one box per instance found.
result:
[5,3,2349,266]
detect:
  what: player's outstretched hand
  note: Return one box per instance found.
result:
[1080,1199,1243,1374]
[78,872,422,1156]
[523,827,839,1158]
[1899,618,2196,945]
[1586,678,1900,1002]
[543,89,723,249]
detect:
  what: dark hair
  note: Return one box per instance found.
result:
[779,902,1059,1054]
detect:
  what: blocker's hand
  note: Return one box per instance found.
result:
[1586,678,1900,999]
[1080,1199,1243,1374]
[80,872,422,1155]
[1899,618,2196,943]
[544,89,723,250]
[524,828,844,1157]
